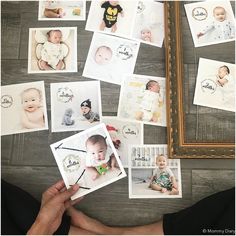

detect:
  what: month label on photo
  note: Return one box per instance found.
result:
[57,87,74,103]
[116,44,133,60]
[1,95,13,108]
[122,124,139,139]
[192,7,208,21]
[201,79,217,94]
[63,154,81,172]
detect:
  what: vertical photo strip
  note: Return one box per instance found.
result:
[101,116,143,167]
[28,27,77,73]
[118,74,167,126]
[1,81,48,136]
[50,123,127,200]
[50,81,102,132]
[38,0,86,21]
[129,145,182,199]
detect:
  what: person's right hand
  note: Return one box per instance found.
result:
[27,180,80,235]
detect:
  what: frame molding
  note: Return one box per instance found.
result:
[164,1,235,159]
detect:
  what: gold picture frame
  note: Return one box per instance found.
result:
[164,1,235,159]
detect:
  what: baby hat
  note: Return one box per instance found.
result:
[80,99,91,108]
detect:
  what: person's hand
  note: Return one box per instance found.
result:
[27,180,80,235]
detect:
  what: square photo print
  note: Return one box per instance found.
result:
[1,81,48,136]
[50,123,127,200]
[193,58,235,112]
[118,74,167,126]
[28,27,77,73]
[101,116,143,167]
[185,0,235,47]
[38,0,86,21]
[51,81,102,132]
[129,145,182,199]
[83,32,140,85]
[131,0,165,47]
[85,0,138,38]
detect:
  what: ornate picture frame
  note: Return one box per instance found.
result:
[164,1,235,159]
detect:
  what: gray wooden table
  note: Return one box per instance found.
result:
[1,1,234,227]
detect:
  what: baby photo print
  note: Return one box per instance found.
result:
[1,81,48,136]
[28,27,77,73]
[193,58,235,112]
[118,74,167,126]
[129,145,182,199]
[101,116,143,167]
[83,32,140,85]
[85,0,138,38]
[51,81,102,132]
[185,0,235,47]
[38,0,86,21]
[50,123,127,200]
[131,0,164,47]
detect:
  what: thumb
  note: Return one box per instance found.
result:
[57,184,79,202]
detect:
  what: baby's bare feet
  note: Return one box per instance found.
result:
[92,172,99,180]
[161,188,167,193]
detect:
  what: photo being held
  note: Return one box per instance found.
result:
[80,99,100,123]
[149,154,179,195]
[85,134,118,180]
[94,46,113,65]
[38,30,68,70]
[21,88,45,129]
[100,1,124,33]
[43,0,65,18]
[136,80,163,122]
[197,6,235,40]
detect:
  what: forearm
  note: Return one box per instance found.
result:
[27,217,52,235]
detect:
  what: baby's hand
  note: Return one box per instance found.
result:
[92,172,99,180]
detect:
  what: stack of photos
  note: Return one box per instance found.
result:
[51,81,102,132]
[38,0,86,21]
[131,1,164,47]
[118,74,167,126]
[50,123,127,200]
[1,81,48,136]
[193,58,235,112]
[129,145,182,198]
[85,0,138,38]
[28,27,77,73]
[83,32,140,85]
[85,0,165,48]
[101,116,143,167]
[185,0,235,47]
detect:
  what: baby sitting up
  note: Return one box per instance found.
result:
[85,134,118,180]
[80,99,100,123]
[21,88,45,129]
[38,30,68,70]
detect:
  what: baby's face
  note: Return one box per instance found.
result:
[148,82,160,93]
[81,106,90,115]
[156,155,167,169]
[49,31,62,44]
[95,47,112,65]
[22,89,41,112]
[87,142,107,161]
[141,29,152,40]
[218,67,228,79]
[214,8,226,22]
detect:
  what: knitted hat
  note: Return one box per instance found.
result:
[106,125,118,132]
[80,99,91,108]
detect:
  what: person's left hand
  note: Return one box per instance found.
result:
[27,180,80,235]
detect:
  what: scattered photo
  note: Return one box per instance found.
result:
[51,81,102,132]
[38,0,86,21]
[1,81,48,136]
[129,145,182,198]
[85,0,138,38]
[50,123,127,199]
[131,1,164,47]
[28,27,77,73]
[185,0,235,47]
[83,32,140,85]
[101,116,143,167]
[118,74,166,126]
[193,58,235,112]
